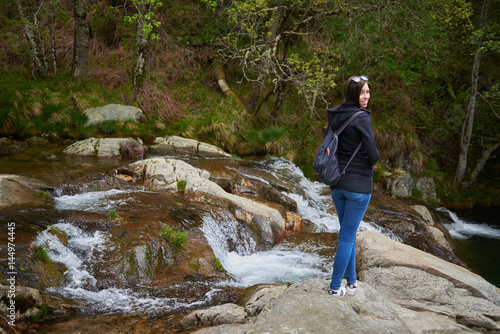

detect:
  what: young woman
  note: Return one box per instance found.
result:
[326,75,379,296]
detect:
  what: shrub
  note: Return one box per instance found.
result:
[161,225,187,248]
[177,180,187,193]
[30,244,50,262]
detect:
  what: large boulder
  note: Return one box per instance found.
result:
[0,174,54,209]
[83,104,143,126]
[357,231,500,333]
[118,158,285,240]
[63,137,144,160]
[182,231,500,334]
[148,136,231,157]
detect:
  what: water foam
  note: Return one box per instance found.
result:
[438,207,500,240]
[35,223,220,314]
[54,189,132,213]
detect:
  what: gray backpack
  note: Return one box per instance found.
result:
[313,111,364,186]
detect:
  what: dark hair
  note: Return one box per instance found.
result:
[344,76,370,108]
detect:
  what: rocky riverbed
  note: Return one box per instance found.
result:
[0,136,499,333]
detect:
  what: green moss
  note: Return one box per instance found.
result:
[214,257,224,271]
[177,180,187,193]
[190,258,200,272]
[32,303,53,321]
[161,224,187,248]
[48,226,68,246]
[31,244,50,263]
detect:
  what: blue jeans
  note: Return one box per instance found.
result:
[329,189,371,290]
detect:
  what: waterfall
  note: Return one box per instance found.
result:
[34,223,221,315]
[38,156,391,313]
[437,207,500,239]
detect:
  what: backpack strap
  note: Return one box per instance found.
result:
[334,110,365,135]
[341,142,363,175]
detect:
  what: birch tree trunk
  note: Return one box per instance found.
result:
[72,0,89,81]
[454,0,489,187]
[14,0,48,77]
[132,13,149,90]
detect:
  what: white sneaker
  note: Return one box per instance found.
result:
[328,286,346,297]
[346,282,357,296]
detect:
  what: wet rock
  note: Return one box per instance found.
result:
[244,284,288,317]
[25,136,50,146]
[366,191,461,266]
[181,303,247,331]
[412,204,453,252]
[0,283,44,324]
[116,158,286,248]
[0,137,27,155]
[0,174,54,209]
[183,232,500,333]
[63,137,145,160]
[148,135,231,157]
[38,314,168,333]
[357,231,500,333]
[83,103,143,126]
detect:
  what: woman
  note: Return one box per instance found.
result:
[327,75,379,297]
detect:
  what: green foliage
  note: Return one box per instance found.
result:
[177,180,187,193]
[99,120,119,134]
[31,244,50,263]
[243,126,288,146]
[214,257,224,271]
[412,187,424,199]
[32,303,53,321]
[107,209,118,220]
[122,0,163,41]
[161,225,187,248]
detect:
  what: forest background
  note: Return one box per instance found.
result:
[0,0,499,208]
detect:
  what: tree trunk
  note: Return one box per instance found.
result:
[246,6,286,114]
[462,141,500,189]
[72,0,89,81]
[272,40,290,124]
[132,7,150,90]
[15,0,48,77]
[454,0,489,187]
[50,0,57,75]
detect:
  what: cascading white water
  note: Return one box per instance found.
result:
[55,189,132,213]
[262,157,385,233]
[201,211,330,287]
[437,207,500,239]
[201,157,387,287]
[34,222,222,314]
[42,156,391,313]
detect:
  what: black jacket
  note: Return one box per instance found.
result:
[327,102,379,193]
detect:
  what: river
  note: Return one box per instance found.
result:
[1,144,499,319]
[438,206,500,288]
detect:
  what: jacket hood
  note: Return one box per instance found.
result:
[328,101,371,115]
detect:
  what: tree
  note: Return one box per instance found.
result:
[206,0,457,120]
[124,0,163,90]
[72,0,89,81]
[14,0,49,77]
[454,0,500,188]
[211,0,339,118]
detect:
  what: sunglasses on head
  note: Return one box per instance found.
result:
[351,75,369,83]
